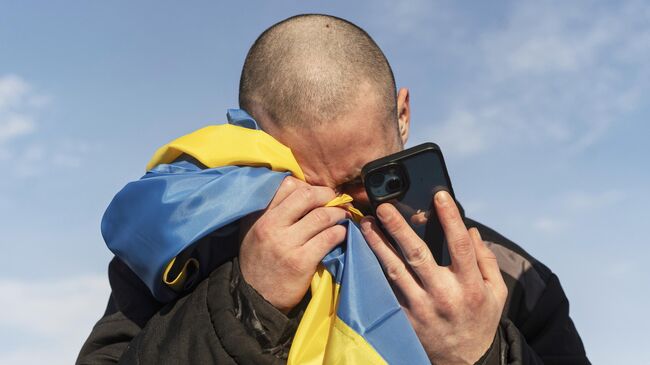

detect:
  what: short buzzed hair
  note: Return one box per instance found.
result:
[239,14,397,129]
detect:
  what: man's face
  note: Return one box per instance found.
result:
[261,90,403,213]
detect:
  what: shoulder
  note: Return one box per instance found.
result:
[465,217,552,281]
[464,217,553,317]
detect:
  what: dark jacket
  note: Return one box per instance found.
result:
[77,218,590,365]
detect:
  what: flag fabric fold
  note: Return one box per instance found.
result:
[101,109,430,364]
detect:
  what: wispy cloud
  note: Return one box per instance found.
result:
[0,115,36,145]
[0,74,87,177]
[403,1,650,156]
[0,75,39,146]
[564,189,626,211]
[0,275,110,365]
[0,75,30,109]
[532,188,626,234]
[533,217,569,234]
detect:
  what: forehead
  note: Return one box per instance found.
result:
[270,113,400,189]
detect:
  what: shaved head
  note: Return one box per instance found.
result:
[239,14,397,133]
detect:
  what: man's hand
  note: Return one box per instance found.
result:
[360,191,507,365]
[239,176,349,314]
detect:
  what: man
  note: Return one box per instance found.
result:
[78,14,589,364]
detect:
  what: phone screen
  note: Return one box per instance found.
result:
[363,144,453,266]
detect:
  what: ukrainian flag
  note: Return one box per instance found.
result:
[101,109,430,364]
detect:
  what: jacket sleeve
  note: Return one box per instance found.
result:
[229,258,306,360]
[476,273,590,365]
[117,260,300,365]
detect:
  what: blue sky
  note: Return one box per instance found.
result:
[1,1,648,363]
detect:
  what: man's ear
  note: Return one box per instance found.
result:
[396,87,410,145]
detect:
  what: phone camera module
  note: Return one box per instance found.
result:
[369,173,385,188]
[366,165,408,199]
[386,176,402,193]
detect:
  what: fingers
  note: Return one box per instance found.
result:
[292,206,350,243]
[375,204,440,288]
[302,224,347,263]
[434,191,481,282]
[469,228,508,301]
[272,184,338,225]
[360,216,424,295]
[267,176,309,210]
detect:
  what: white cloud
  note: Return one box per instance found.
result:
[0,275,110,365]
[0,114,36,144]
[12,144,45,177]
[0,149,10,161]
[423,1,650,156]
[0,74,88,177]
[0,75,39,145]
[533,189,626,234]
[50,139,90,169]
[533,217,568,234]
[433,111,487,155]
[52,153,83,168]
[605,258,641,278]
[564,189,626,211]
[0,74,43,174]
[0,75,30,110]
[487,3,617,74]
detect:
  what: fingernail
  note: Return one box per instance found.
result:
[435,190,450,205]
[376,205,389,220]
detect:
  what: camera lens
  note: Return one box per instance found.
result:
[386,177,402,193]
[369,173,384,188]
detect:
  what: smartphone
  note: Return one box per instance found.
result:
[361,143,455,266]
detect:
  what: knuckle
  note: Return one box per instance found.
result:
[465,286,486,308]
[484,251,498,262]
[407,245,433,268]
[385,263,408,282]
[282,176,298,190]
[481,253,500,268]
[319,227,335,243]
[311,208,331,226]
[299,186,316,204]
[283,254,306,275]
[434,293,454,316]
[450,237,474,257]
[253,220,272,241]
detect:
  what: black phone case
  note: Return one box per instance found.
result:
[361,143,455,266]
